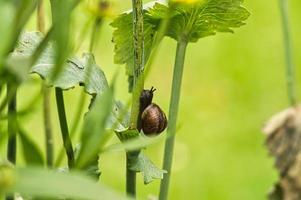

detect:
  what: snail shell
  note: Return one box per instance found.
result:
[141,103,167,135]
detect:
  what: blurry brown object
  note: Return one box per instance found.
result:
[263,105,301,200]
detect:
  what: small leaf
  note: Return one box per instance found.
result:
[18,128,44,166]
[115,129,140,142]
[129,152,167,184]
[104,134,164,153]
[106,101,130,132]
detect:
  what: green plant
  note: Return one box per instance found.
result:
[0,0,249,200]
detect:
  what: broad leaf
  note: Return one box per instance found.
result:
[129,152,167,184]
[5,31,48,82]
[31,53,109,95]
[18,128,44,166]
[148,0,250,42]
[1,166,129,200]
[7,32,109,95]
[111,0,249,90]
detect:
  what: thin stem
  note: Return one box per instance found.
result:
[54,13,103,168]
[55,88,75,169]
[37,0,45,33]
[37,0,54,168]
[43,87,54,167]
[5,83,16,200]
[159,40,188,200]
[7,83,17,165]
[89,18,102,53]
[54,90,86,167]
[279,0,296,106]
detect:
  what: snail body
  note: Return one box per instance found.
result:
[138,87,168,136]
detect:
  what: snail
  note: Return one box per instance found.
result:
[137,87,168,136]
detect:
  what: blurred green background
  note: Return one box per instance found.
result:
[2,0,301,199]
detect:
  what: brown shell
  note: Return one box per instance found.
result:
[141,103,167,136]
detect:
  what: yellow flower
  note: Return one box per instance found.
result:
[86,0,115,19]
[170,0,203,5]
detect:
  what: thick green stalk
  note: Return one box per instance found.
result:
[129,0,144,129]
[159,39,188,200]
[126,153,136,197]
[126,0,144,198]
[55,88,74,169]
[279,0,296,106]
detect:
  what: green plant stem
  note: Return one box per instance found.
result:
[279,0,296,106]
[55,88,74,169]
[6,83,16,200]
[126,0,144,198]
[54,15,103,168]
[54,90,86,167]
[129,0,144,129]
[89,18,102,53]
[37,0,45,33]
[126,153,136,197]
[37,0,54,168]
[7,83,17,165]
[159,39,188,200]
[43,87,53,167]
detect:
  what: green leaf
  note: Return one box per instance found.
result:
[111,7,157,92]
[5,32,46,82]
[7,32,109,95]
[0,0,37,67]
[31,53,109,95]
[18,128,44,166]
[49,0,74,79]
[129,152,167,184]
[107,101,130,132]
[111,0,249,89]
[104,133,164,153]
[150,0,250,42]
[115,129,140,142]
[75,88,114,170]
[0,1,15,66]
[2,167,129,200]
